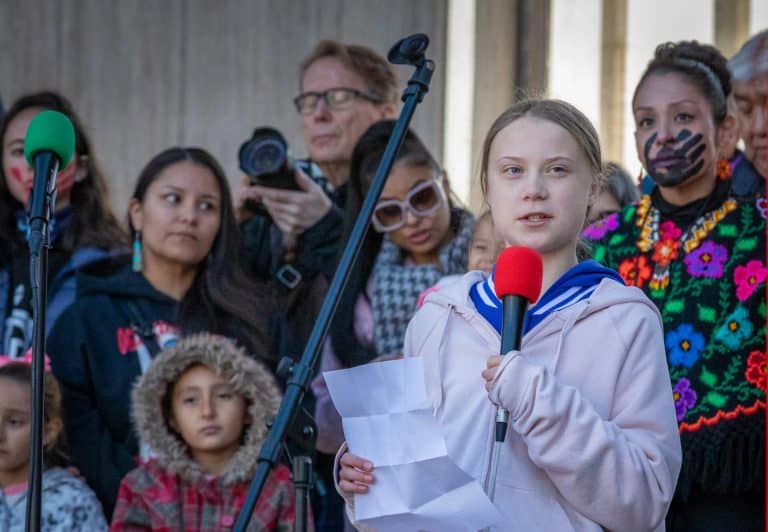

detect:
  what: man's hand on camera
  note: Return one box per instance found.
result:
[234,176,263,223]
[256,167,333,238]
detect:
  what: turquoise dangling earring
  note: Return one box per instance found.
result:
[132,231,143,272]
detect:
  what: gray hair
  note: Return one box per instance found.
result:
[728,30,768,82]
[602,162,640,207]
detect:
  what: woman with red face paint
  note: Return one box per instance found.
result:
[0,92,127,360]
[585,41,765,531]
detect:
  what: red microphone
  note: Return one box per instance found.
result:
[486,246,544,500]
[494,246,543,355]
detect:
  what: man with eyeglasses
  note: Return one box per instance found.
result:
[235,41,397,530]
[237,40,397,283]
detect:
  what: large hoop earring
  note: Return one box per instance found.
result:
[132,231,143,272]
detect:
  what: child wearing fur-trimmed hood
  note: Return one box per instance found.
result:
[110,334,300,531]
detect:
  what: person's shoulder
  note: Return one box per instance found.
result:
[411,271,482,328]
[406,271,486,353]
[583,205,640,249]
[731,154,765,201]
[41,469,108,529]
[120,460,176,492]
[710,196,764,251]
[43,467,101,501]
[586,279,662,329]
[733,195,766,222]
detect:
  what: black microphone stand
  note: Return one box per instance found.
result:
[233,33,435,532]
[25,152,60,532]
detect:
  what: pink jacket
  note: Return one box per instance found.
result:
[339,271,681,531]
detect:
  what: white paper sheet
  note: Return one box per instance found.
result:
[325,357,502,531]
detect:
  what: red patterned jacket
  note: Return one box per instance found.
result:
[111,459,294,531]
[109,334,307,531]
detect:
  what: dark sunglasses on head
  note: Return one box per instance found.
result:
[293,87,383,115]
[372,178,446,233]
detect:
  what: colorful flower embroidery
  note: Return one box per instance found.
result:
[714,306,754,349]
[745,350,767,391]
[652,238,680,266]
[734,260,767,301]
[683,240,728,278]
[582,213,619,240]
[659,220,682,240]
[636,199,738,292]
[673,378,697,421]
[666,324,705,368]
[594,195,765,491]
[618,256,652,288]
[756,198,767,220]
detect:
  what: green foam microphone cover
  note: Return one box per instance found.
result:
[24,110,76,168]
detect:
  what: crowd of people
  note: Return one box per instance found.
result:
[0,28,766,532]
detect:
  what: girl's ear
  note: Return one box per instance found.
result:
[128,198,143,232]
[43,418,63,448]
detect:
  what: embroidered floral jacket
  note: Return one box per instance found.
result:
[584,193,766,500]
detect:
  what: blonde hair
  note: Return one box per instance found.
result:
[478,99,602,260]
[479,99,603,198]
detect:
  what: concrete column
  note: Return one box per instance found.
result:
[600,0,628,166]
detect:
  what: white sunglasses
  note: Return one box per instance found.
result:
[371,178,446,233]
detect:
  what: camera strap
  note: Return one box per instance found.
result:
[275,263,303,290]
[272,159,330,292]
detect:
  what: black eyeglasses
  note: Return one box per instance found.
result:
[293,87,383,115]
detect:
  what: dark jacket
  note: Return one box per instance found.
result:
[241,181,346,366]
[240,175,346,285]
[0,246,113,342]
[241,201,344,285]
[48,260,181,518]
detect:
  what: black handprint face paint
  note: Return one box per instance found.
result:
[644,128,706,187]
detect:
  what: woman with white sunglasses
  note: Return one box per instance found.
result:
[311,120,475,454]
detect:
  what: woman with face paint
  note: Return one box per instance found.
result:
[0,92,126,359]
[585,41,765,531]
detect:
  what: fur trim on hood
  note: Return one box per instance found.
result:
[131,333,281,486]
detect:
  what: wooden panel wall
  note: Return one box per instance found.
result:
[0,0,446,215]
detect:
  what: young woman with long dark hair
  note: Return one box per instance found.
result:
[47,147,275,517]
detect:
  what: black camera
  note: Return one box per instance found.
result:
[238,127,300,190]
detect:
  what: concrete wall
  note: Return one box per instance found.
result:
[0,0,447,214]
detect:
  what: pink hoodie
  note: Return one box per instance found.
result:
[339,271,681,531]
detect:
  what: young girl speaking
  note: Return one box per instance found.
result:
[339,99,682,531]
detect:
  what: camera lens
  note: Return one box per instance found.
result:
[250,139,284,174]
[239,128,288,177]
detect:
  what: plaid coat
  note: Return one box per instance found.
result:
[111,459,294,531]
[108,334,307,531]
